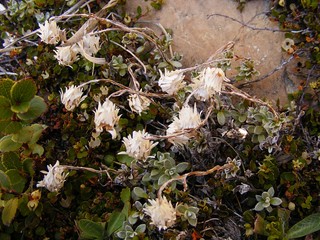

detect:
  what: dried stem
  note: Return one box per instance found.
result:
[110,40,147,73]
[207,13,308,33]
[157,163,233,199]
[236,54,296,88]
[223,83,278,118]
[61,165,116,181]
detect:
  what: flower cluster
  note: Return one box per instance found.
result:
[54,45,79,67]
[94,99,121,139]
[128,93,151,115]
[120,130,158,161]
[60,85,87,111]
[158,69,186,95]
[166,104,202,146]
[38,20,65,45]
[143,196,177,230]
[190,67,227,101]
[37,161,68,192]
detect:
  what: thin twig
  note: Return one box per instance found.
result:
[110,39,147,73]
[61,165,116,181]
[236,54,296,88]
[223,83,278,118]
[157,163,233,199]
[207,13,308,33]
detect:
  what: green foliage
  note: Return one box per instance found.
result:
[78,219,106,240]
[287,213,320,239]
[1,197,19,226]
[106,211,126,237]
[0,0,319,239]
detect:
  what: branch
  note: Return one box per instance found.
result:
[207,13,308,33]
[157,163,233,199]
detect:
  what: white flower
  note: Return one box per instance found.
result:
[238,128,248,139]
[54,45,79,67]
[128,92,151,115]
[166,104,202,146]
[119,130,158,161]
[281,38,295,53]
[79,34,101,56]
[94,99,121,139]
[224,157,241,179]
[2,32,14,48]
[60,85,87,111]
[190,67,227,101]
[143,196,176,230]
[37,161,68,192]
[158,69,186,95]
[38,20,65,45]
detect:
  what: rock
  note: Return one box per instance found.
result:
[125,0,302,106]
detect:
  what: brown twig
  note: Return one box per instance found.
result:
[223,83,279,118]
[236,54,296,88]
[207,13,307,33]
[157,163,233,199]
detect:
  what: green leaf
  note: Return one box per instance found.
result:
[132,187,148,199]
[0,121,22,134]
[0,135,23,152]
[78,219,106,240]
[106,211,125,237]
[287,213,320,239]
[0,78,14,99]
[11,126,33,143]
[29,124,46,145]
[120,187,131,203]
[10,101,31,114]
[217,111,226,125]
[11,124,46,144]
[135,224,146,233]
[23,158,35,177]
[188,217,198,226]
[176,162,189,173]
[1,152,22,170]
[10,79,37,104]
[17,96,47,121]
[6,169,26,193]
[0,170,10,188]
[30,143,44,156]
[254,126,264,135]
[1,197,19,226]
[0,96,13,120]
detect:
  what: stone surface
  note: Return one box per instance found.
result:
[125,0,301,106]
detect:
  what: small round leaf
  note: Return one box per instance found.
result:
[0,96,13,120]
[10,79,37,104]
[0,78,14,99]
[17,96,47,121]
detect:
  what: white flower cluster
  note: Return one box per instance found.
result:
[120,130,158,161]
[167,104,202,146]
[38,20,65,45]
[37,161,68,192]
[60,85,87,111]
[143,196,177,230]
[38,20,102,66]
[190,67,227,101]
[94,99,121,139]
[157,67,228,99]
[158,69,186,95]
[128,92,151,115]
